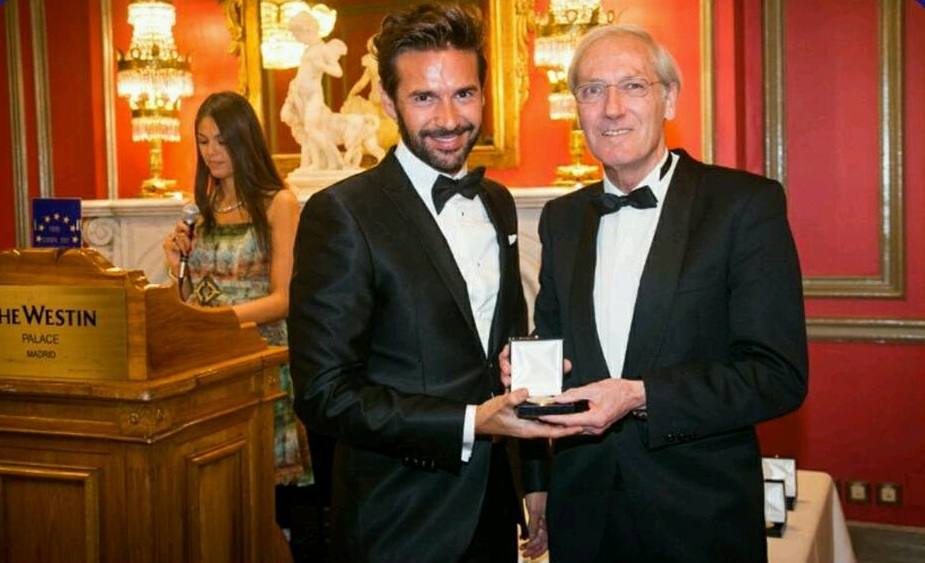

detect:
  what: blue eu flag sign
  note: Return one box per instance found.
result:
[32,198,82,248]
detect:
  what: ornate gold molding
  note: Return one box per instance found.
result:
[223,0,245,92]
[223,0,262,114]
[101,0,119,199]
[700,0,714,164]
[5,0,30,247]
[29,0,53,198]
[763,0,785,186]
[467,0,530,168]
[807,317,925,343]
[513,0,532,115]
[764,0,904,298]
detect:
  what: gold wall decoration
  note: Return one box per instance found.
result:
[101,0,119,199]
[513,0,532,118]
[700,0,714,164]
[5,0,30,247]
[29,0,54,198]
[474,0,531,168]
[764,0,904,299]
[763,0,785,187]
[223,0,267,120]
[807,318,925,343]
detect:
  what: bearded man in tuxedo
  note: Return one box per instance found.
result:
[508,24,808,563]
[288,4,576,562]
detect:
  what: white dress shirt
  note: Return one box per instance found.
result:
[394,143,499,462]
[594,150,677,380]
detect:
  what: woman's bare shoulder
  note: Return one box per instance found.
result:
[268,188,298,207]
[267,188,299,221]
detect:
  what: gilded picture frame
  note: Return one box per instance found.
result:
[224,0,531,171]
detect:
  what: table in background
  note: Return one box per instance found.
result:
[519,469,856,563]
[769,470,857,563]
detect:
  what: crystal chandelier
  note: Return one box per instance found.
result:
[533,0,613,187]
[116,0,193,197]
[261,1,337,69]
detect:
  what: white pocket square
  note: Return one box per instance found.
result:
[508,234,517,245]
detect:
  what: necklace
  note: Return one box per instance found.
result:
[215,200,244,214]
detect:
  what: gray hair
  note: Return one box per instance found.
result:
[567,24,682,95]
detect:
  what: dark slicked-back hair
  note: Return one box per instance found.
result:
[193,91,284,254]
[374,2,487,100]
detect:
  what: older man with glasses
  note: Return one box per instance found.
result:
[501,24,808,563]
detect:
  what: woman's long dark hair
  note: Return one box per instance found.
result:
[193,91,284,254]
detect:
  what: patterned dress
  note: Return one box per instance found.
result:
[187,222,312,486]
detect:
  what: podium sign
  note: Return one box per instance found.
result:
[0,285,127,378]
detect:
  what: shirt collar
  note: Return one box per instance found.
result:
[395,142,469,207]
[602,149,675,204]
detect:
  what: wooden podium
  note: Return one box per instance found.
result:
[0,249,291,563]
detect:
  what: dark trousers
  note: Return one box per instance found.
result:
[459,443,519,563]
[548,462,646,563]
[276,484,330,563]
[591,489,646,563]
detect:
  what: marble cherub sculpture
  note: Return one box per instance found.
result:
[281,13,385,172]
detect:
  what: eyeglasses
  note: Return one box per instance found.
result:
[574,78,663,104]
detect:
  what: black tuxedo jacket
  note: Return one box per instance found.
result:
[535,150,808,563]
[288,151,532,563]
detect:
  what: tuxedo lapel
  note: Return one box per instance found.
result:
[623,151,699,378]
[479,185,512,357]
[569,183,611,382]
[377,154,482,350]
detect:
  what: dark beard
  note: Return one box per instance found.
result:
[395,110,480,174]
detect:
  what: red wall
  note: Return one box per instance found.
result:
[0,0,239,240]
[46,0,103,198]
[1,0,42,250]
[786,0,880,277]
[2,0,925,529]
[110,0,239,197]
[755,0,925,527]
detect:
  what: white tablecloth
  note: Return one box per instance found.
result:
[768,470,857,563]
[519,469,856,562]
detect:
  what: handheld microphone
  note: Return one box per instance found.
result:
[177,203,200,288]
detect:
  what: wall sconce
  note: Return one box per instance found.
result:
[260,1,337,69]
[533,0,613,187]
[116,0,193,198]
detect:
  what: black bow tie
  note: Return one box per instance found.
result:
[593,185,658,215]
[593,152,673,216]
[432,167,486,214]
